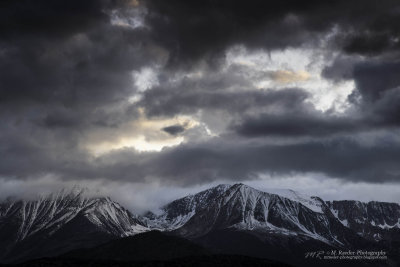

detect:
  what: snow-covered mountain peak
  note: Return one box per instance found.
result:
[220,184,324,214]
[144,183,329,235]
[230,183,257,191]
[0,187,149,247]
[160,183,231,210]
[190,183,232,197]
[2,183,400,264]
[167,183,337,242]
[142,184,234,230]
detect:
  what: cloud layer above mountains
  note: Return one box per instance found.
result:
[1,0,400,204]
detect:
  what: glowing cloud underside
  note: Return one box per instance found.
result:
[85,112,199,155]
[225,45,355,113]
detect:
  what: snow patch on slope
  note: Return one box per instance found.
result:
[256,188,324,213]
[376,218,400,229]
[0,188,149,241]
[329,208,350,228]
[144,184,231,231]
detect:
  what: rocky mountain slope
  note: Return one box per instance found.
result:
[0,183,399,265]
[0,188,148,263]
[144,184,400,265]
[146,184,399,246]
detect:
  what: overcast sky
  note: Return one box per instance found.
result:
[1,0,400,212]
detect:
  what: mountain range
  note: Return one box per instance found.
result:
[0,183,399,266]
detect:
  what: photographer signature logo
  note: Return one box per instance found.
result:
[305,250,387,260]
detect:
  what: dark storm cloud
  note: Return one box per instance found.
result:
[343,32,398,55]
[232,113,365,137]
[0,27,154,106]
[231,82,400,138]
[145,0,400,67]
[371,87,400,126]
[145,0,323,66]
[140,85,309,117]
[322,56,400,126]
[341,11,400,55]
[1,131,399,185]
[321,56,360,82]
[145,138,400,184]
[0,0,157,179]
[0,0,162,132]
[1,0,400,189]
[0,0,110,38]
[162,125,186,136]
[353,61,400,102]
[232,57,400,137]
[352,60,400,127]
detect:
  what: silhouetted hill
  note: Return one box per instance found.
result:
[1,185,399,266]
[10,255,292,267]
[61,230,210,261]
[8,231,292,267]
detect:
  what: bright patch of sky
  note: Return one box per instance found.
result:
[133,67,160,92]
[225,45,355,113]
[85,112,200,155]
[109,1,146,30]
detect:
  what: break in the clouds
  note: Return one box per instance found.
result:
[1,0,400,204]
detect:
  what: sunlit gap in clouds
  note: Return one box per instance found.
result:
[224,40,355,113]
[85,111,200,155]
[109,0,146,30]
[87,39,358,155]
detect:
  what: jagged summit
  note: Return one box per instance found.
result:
[210,183,324,213]
[1,183,400,264]
[144,183,329,241]
[164,183,333,241]
[143,183,328,233]
[0,187,148,263]
[143,182,400,249]
[143,184,232,230]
